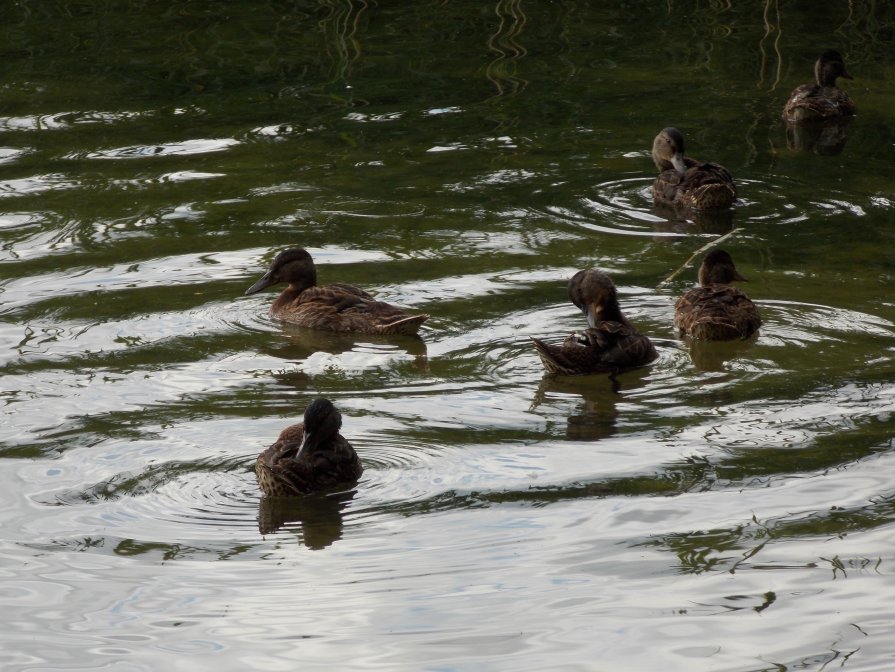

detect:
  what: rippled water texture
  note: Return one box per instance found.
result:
[2,2,895,670]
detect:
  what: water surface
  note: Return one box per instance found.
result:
[2,2,895,670]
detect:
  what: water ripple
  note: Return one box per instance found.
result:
[69,138,240,160]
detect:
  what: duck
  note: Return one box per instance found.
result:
[256,398,363,497]
[783,50,855,123]
[532,269,658,376]
[651,127,737,210]
[245,248,429,335]
[674,249,761,340]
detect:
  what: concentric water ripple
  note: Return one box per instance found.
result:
[3,3,895,670]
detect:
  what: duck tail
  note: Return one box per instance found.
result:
[687,317,744,341]
[378,313,429,335]
[690,182,736,209]
[531,337,563,375]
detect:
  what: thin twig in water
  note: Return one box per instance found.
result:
[657,229,739,288]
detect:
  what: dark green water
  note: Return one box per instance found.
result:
[2,1,895,670]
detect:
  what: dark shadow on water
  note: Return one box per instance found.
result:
[258,489,358,549]
[785,117,852,156]
[529,374,618,441]
[650,203,736,236]
[530,368,651,441]
[275,323,428,364]
[683,336,759,372]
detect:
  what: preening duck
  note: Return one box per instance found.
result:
[651,127,736,210]
[532,269,658,376]
[255,399,363,497]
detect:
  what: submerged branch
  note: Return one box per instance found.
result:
[657,228,739,288]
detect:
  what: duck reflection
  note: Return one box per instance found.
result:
[532,376,619,441]
[651,202,736,236]
[258,490,357,549]
[785,117,852,155]
[531,367,651,441]
[261,323,429,374]
[684,337,758,372]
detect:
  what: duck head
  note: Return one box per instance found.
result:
[245,248,317,295]
[815,50,853,87]
[568,269,624,326]
[698,249,748,286]
[296,398,343,458]
[652,127,687,175]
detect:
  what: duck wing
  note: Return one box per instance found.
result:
[783,84,855,123]
[256,435,363,496]
[674,285,761,340]
[653,160,735,209]
[277,284,429,334]
[532,321,657,376]
[678,161,736,209]
[652,168,686,205]
[325,282,376,301]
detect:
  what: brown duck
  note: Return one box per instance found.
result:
[245,248,429,335]
[783,50,855,123]
[674,249,761,341]
[652,127,736,210]
[532,269,658,376]
[256,398,363,497]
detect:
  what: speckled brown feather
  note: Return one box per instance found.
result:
[533,268,657,376]
[653,158,737,210]
[651,128,736,210]
[532,323,658,376]
[674,285,761,340]
[674,250,761,341]
[255,420,363,497]
[245,248,429,335]
[783,85,855,123]
[783,50,855,124]
[271,284,429,335]
[256,399,363,497]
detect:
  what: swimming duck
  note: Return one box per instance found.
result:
[674,249,761,341]
[245,248,429,335]
[532,269,658,376]
[783,50,855,123]
[256,398,363,497]
[652,127,736,210]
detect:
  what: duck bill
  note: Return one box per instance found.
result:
[245,270,275,295]
[733,270,748,282]
[671,152,687,175]
[584,302,602,328]
[841,68,854,81]
[295,430,312,459]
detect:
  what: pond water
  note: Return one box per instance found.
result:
[2,1,895,670]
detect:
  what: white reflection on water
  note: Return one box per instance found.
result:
[2,2,895,669]
[0,173,74,198]
[74,138,241,160]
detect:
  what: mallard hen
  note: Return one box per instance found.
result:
[245,248,428,335]
[532,269,658,375]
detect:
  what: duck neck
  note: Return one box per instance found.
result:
[595,301,629,326]
[816,63,839,88]
[273,278,316,310]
